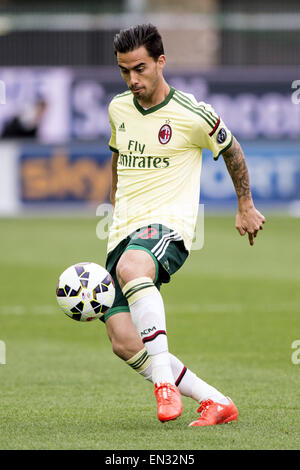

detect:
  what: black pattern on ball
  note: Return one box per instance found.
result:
[70,301,84,313]
[56,287,66,297]
[69,286,82,297]
[72,313,82,321]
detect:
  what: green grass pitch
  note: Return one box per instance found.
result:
[0,214,299,450]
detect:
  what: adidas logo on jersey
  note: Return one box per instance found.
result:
[118,122,126,132]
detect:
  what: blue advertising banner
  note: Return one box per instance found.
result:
[18,141,300,209]
[1,67,298,213]
[20,144,111,203]
[202,142,300,207]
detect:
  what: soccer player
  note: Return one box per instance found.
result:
[102,24,265,426]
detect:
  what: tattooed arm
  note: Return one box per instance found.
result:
[222,137,266,246]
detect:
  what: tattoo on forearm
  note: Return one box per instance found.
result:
[222,139,252,201]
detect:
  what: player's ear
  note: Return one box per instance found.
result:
[157,54,166,69]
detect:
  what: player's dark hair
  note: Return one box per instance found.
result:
[113,23,164,61]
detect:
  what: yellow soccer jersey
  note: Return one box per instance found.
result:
[107,86,233,254]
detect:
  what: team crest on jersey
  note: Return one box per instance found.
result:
[158,124,172,144]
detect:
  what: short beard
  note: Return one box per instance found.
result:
[138,71,160,105]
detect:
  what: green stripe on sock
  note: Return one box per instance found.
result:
[124,282,154,301]
[130,351,150,370]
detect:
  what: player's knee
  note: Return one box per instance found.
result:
[116,259,134,288]
[116,250,156,288]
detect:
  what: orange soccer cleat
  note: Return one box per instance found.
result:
[189,397,238,427]
[154,382,183,422]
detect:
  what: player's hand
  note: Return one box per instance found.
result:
[235,206,266,246]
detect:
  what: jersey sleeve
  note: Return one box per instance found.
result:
[192,102,233,160]
[108,102,119,154]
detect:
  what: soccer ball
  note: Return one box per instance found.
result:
[56,262,115,322]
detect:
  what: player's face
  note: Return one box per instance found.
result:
[117,46,166,103]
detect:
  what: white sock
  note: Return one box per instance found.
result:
[151,351,174,385]
[122,277,174,385]
[127,348,228,403]
[187,372,229,404]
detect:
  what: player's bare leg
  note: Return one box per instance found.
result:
[105,311,144,361]
[116,249,182,422]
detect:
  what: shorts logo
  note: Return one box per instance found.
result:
[217,128,227,144]
[158,124,172,144]
[138,227,158,239]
